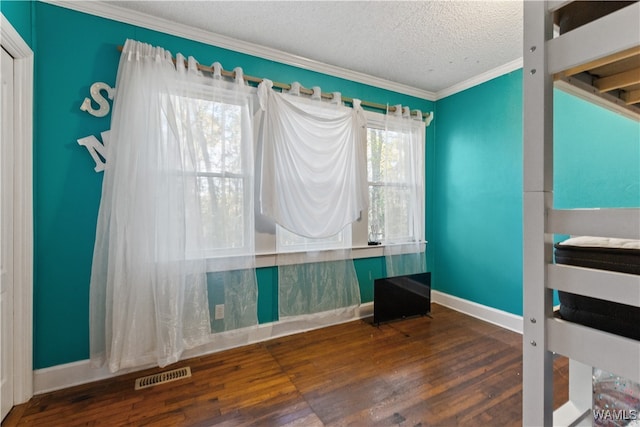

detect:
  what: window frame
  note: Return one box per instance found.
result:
[170,82,256,261]
[256,108,426,256]
[363,110,425,246]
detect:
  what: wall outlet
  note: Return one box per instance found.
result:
[214,304,224,320]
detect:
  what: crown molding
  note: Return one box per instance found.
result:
[436,57,524,100]
[42,1,437,102]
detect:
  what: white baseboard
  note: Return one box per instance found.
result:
[431,290,524,334]
[34,292,523,395]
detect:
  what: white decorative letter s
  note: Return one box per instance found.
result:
[80,82,114,118]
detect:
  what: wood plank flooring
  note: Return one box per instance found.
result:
[3,304,569,426]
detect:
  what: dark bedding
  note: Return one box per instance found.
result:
[555,1,638,34]
[554,237,640,341]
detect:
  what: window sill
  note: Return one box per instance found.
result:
[198,242,427,270]
[254,241,427,268]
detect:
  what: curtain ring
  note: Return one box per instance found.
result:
[289,82,301,96]
[211,62,222,79]
[233,67,244,85]
[188,56,200,75]
[311,86,322,100]
[176,53,186,73]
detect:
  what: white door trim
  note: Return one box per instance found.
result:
[1,13,34,405]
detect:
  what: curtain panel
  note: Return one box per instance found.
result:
[255,80,365,320]
[89,40,427,372]
[380,105,427,276]
[255,79,368,239]
[90,39,258,372]
[276,224,361,321]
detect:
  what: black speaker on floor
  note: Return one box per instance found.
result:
[373,272,431,325]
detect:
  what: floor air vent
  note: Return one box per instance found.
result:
[134,366,192,390]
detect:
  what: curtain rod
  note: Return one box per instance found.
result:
[116,45,432,122]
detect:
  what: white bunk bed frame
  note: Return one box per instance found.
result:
[523,2,640,426]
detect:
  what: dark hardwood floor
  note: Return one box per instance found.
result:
[3,304,569,426]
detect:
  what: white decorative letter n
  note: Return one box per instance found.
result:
[78,130,110,172]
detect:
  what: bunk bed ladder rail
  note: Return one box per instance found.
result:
[523,2,640,426]
[547,207,640,384]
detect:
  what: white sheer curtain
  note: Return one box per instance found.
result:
[255,81,364,320]
[90,39,258,372]
[276,224,360,321]
[379,105,427,277]
[255,80,368,238]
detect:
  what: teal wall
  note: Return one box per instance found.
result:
[433,71,524,314]
[554,90,640,209]
[25,3,434,369]
[1,0,33,47]
[433,71,640,316]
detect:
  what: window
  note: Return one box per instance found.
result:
[365,112,425,245]
[270,109,425,252]
[174,88,255,260]
[174,90,423,258]
[193,100,247,252]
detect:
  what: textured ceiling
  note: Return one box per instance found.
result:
[103,1,523,94]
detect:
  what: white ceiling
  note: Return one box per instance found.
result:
[102,1,523,96]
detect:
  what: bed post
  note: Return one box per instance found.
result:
[522,1,555,426]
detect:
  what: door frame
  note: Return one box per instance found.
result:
[1,13,34,405]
